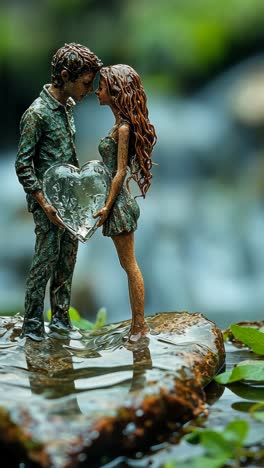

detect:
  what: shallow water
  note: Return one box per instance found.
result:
[0,312,225,467]
[1,314,263,467]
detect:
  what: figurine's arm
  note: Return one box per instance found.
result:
[16,110,64,227]
[94,123,129,226]
[16,109,43,194]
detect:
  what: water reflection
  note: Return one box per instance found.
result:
[24,337,82,417]
[0,317,153,413]
[23,335,153,419]
[128,337,152,393]
[0,312,224,466]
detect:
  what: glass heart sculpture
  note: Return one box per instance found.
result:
[43,161,111,242]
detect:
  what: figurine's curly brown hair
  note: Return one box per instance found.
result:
[100,65,157,197]
[51,43,103,88]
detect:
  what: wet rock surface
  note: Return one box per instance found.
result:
[0,312,224,467]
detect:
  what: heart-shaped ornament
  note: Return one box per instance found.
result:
[43,161,111,242]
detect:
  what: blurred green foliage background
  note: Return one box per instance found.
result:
[3,0,264,325]
[3,0,264,148]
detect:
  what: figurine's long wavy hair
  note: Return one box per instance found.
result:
[51,43,103,87]
[100,65,157,197]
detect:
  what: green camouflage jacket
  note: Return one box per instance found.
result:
[16,84,79,212]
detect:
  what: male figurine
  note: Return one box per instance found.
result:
[16,43,102,340]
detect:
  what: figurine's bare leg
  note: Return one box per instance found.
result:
[112,232,148,340]
[49,231,78,332]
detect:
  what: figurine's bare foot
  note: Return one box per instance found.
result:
[125,322,149,343]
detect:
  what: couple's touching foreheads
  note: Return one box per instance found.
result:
[16,42,157,343]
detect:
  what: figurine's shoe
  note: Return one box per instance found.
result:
[49,313,72,333]
[49,316,82,340]
[23,331,45,342]
[49,321,72,336]
[21,319,45,342]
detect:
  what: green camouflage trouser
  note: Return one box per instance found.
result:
[22,207,78,337]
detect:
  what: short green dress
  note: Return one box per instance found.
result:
[98,126,140,237]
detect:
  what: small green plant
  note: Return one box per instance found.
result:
[250,402,264,423]
[228,324,264,355]
[214,360,264,385]
[216,323,264,385]
[164,322,264,468]
[46,306,107,330]
[163,420,249,468]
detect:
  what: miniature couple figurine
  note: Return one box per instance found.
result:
[16,43,156,342]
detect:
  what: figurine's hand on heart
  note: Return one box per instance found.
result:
[43,203,65,228]
[93,207,110,227]
[33,191,65,229]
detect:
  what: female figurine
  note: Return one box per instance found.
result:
[94,64,157,341]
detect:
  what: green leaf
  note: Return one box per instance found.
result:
[163,462,177,468]
[222,329,230,342]
[92,307,107,329]
[214,369,233,384]
[185,432,201,444]
[199,430,233,457]
[166,420,250,468]
[252,411,264,423]
[165,456,227,468]
[223,420,248,445]
[250,402,264,423]
[232,401,258,412]
[45,307,107,330]
[186,429,233,458]
[71,319,94,330]
[214,363,264,384]
[188,455,228,468]
[46,306,81,322]
[230,324,264,354]
[228,382,264,401]
[68,307,81,322]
